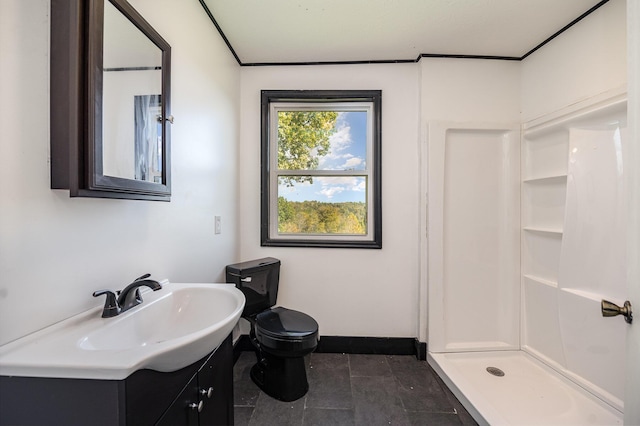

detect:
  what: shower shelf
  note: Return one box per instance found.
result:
[523,227,563,235]
[523,274,558,288]
[522,174,568,183]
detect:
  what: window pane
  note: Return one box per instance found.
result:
[277,176,367,235]
[277,111,367,171]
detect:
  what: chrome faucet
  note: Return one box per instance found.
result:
[93,274,162,318]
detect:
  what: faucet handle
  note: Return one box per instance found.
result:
[93,290,121,318]
[133,273,151,282]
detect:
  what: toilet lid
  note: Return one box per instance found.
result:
[256,307,318,339]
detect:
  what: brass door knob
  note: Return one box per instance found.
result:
[601,299,633,324]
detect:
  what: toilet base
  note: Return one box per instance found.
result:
[250,353,309,402]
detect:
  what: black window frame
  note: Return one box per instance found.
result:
[260,90,382,249]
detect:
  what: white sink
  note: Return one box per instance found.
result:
[0,282,245,380]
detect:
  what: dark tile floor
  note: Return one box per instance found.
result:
[233,351,477,426]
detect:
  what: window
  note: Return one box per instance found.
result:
[261,90,382,248]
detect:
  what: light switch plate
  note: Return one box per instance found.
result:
[215,216,221,234]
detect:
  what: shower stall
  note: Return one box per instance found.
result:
[425,92,629,425]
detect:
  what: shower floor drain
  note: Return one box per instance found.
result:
[486,366,505,377]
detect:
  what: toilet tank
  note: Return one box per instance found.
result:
[226,257,280,317]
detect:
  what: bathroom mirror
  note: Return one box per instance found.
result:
[51,0,172,201]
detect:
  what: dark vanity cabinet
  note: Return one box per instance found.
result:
[0,336,234,426]
[156,337,234,425]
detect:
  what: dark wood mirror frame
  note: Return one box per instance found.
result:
[50,0,171,201]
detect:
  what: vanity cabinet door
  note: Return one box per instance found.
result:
[197,335,234,426]
[156,335,233,426]
[126,361,202,425]
[156,376,200,426]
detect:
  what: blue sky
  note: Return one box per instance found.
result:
[279,111,367,203]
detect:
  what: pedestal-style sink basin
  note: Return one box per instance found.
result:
[0,282,245,380]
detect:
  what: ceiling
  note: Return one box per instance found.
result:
[200,0,607,65]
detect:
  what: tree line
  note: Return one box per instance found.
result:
[278,197,367,235]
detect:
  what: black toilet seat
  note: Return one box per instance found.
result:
[255,307,319,357]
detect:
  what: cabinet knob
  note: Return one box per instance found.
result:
[189,400,204,412]
[200,387,214,399]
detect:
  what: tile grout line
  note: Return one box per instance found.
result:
[347,353,357,423]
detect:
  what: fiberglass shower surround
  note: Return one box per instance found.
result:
[426,95,628,425]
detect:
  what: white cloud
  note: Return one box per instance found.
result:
[354,180,366,192]
[316,176,358,185]
[329,123,352,153]
[340,157,364,169]
[319,186,346,199]
[318,113,365,173]
[318,115,366,170]
[318,121,351,169]
[315,176,366,199]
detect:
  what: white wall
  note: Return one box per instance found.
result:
[420,58,521,123]
[0,0,241,346]
[239,64,421,338]
[238,59,521,343]
[521,0,626,122]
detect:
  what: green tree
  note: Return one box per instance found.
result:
[342,212,365,234]
[277,199,367,235]
[277,111,338,186]
[278,196,294,225]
